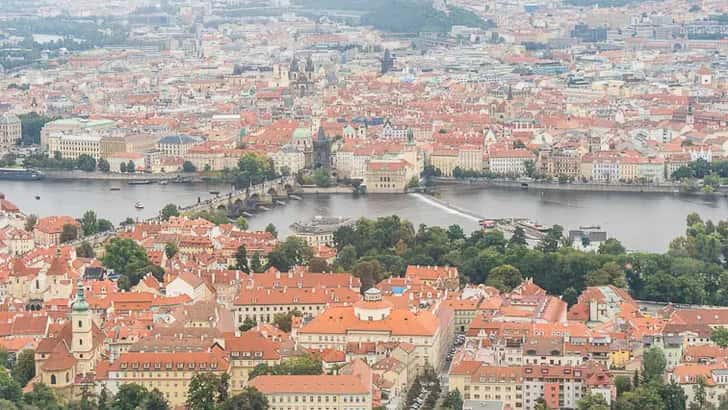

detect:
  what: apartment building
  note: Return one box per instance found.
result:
[156,134,203,157]
[250,374,372,410]
[224,331,282,392]
[488,149,536,176]
[33,216,80,247]
[0,113,21,150]
[106,350,229,407]
[297,288,448,371]
[46,133,102,160]
[449,362,524,408]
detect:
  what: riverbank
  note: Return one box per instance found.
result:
[41,170,198,182]
[433,177,726,196]
[300,186,355,194]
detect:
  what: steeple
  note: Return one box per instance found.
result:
[72,279,89,312]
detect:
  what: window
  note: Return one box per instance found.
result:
[50,375,56,385]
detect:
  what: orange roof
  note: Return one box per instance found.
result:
[300,306,439,337]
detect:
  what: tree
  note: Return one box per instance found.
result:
[308,257,330,273]
[509,226,527,247]
[142,389,170,410]
[273,310,301,332]
[24,214,37,232]
[336,245,357,270]
[23,383,63,410]
[524,159,536,177]
[538,225,563,252]
[615,375,632,397]
[117,275,131,291]
[486,264,523,292]
[352,260,383,294]
[164,242,178,259]
[235,245,249,273]
[643,347,667,383]
[60,223,79,243]
[713,328,728,348]
[98,158,110,172]
[18,112,58,145]
[443,389,463,410]
[76,154,96,172]
[81,210,98,236]
[586,262,626,287]
[407,176,420,188]
[577,392,609,410]
[120,162,127,173]
[0,368,21,402]
[186,373,229,410]
[76,241,95,258]
[111,384,151,410]
[182,161,197,173]
[103,238,150,287]
[312,168,331,187]
[598,238,626,255]
[98,218,114,232]
[616,384,666,410]
[236,217,249,231]
[267,237,313,272]
[220,387,269,410]
[160,204,179,221]
[447,224,465,241]
[265,223,278,238]
[660,381,687,410]
[126,160,136,173]
[250,252,264,273]
[690,376,709,410]
[233,153,276,189]
[239,317,257,332]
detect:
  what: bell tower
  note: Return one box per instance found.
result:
[71,280,93,372]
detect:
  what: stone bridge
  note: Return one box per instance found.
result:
[178,176,299,216]
[68,176,300,250]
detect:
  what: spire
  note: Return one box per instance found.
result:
[72,279,89,312]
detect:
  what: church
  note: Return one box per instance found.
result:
[34,281,105,400]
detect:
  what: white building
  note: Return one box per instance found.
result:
[270,144,305,175]
[488,149,536,176]
[0,113,21,150]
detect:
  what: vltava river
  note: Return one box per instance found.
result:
[2,180,727,252]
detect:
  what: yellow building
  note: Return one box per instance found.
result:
[46,133,103,160]
[430,149,459,176]
[365,159,414,193]
[106,349,229,407]
[449,362,524,408]
[224,331,282,392]
[607,349,632,370]
[250,374,372,410]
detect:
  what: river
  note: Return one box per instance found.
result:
[2,180,727,252]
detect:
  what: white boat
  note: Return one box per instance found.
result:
[134,202,144,209]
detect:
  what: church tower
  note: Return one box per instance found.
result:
[71,280,94,372]
[686,101,694,127]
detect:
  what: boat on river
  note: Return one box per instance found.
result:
[0,168,45,181]
[134,202,144,209]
